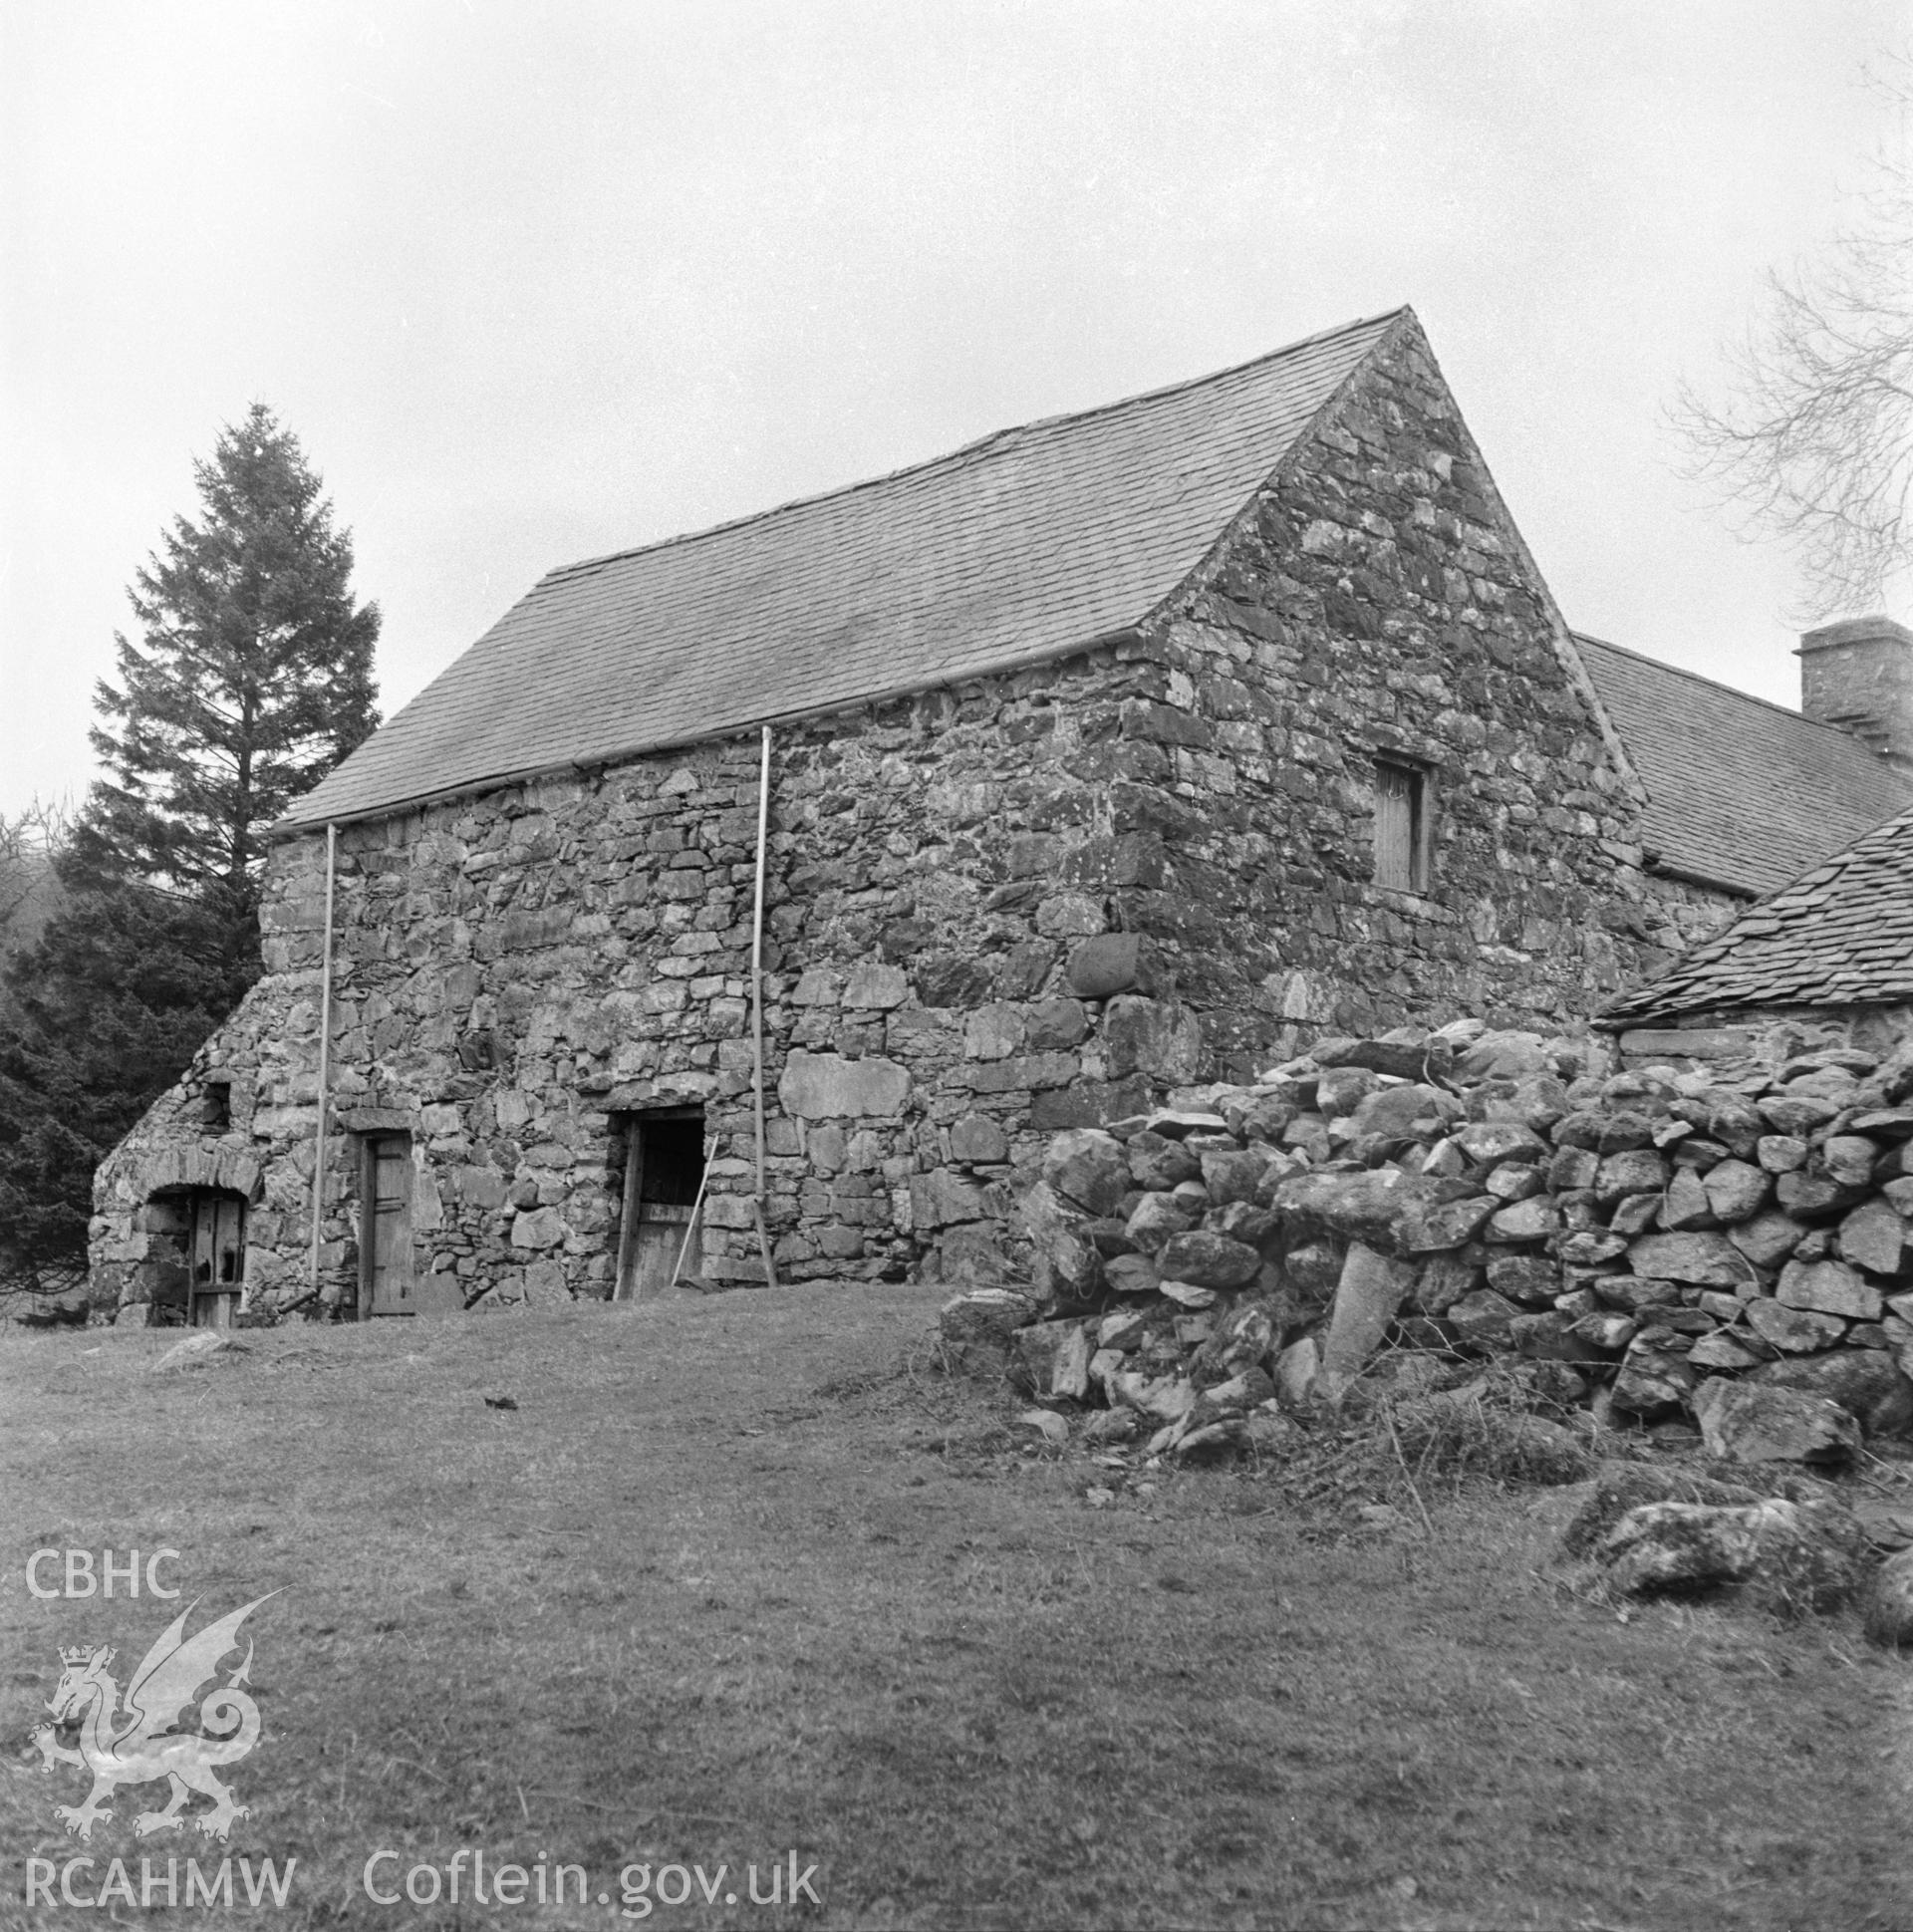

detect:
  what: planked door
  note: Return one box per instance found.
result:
[614,1110,705,1299]
[187,1192,244,1328]
[628,1204,700,1299]
[363,1134,415,1315]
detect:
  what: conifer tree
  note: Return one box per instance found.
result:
[0,880,224,1283]
[85,403,380,974]
[0,407,380,1285]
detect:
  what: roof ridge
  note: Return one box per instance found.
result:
[538,308,1410,590]
[1571,628,1909,756]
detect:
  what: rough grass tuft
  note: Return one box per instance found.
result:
[1273,1356,1602,1530]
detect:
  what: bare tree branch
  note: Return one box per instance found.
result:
[0,797,73,939]
[1672,51,1913,620]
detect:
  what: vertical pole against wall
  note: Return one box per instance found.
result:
[750,725,779,1289]
[310,823,338,1304]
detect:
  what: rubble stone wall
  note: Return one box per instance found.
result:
[1633,872,1748,950]
[982,1020,1913,1468]
[1136,316,1687,1062]
[91,322,1686,1320]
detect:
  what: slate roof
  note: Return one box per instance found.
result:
[279,311,1406,830]
[1605,801,1913,1022]
[1574,634,1913,900]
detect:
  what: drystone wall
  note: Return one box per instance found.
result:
[965,1020,1913,1467]
[91,321,1690,1322]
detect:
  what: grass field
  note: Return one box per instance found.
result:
[3,1283,1910,1930]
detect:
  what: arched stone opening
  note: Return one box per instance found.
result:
[135,1187,250,1328]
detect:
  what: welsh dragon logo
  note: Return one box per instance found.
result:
[32,1595,275,1842]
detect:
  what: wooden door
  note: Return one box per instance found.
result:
[629,1204,700,1299]
[614,1111,705,1299]
[363,1134,414,1315]
[188,1193,244,1328]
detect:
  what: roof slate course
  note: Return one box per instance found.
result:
[1604,800,1913,1023]
[280,312,1403,830]
[1573,634,1913,900]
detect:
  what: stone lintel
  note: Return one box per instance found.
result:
[1618,1028,1757,1060]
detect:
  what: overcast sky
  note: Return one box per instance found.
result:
[2,0,1905,818]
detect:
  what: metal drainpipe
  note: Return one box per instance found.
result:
[749,725,779,1289]
[309,823,337,1303]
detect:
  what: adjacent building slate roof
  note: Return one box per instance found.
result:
[1605,801,1913,1022]
[279,311,1406,830]
[1574,634,1913,901]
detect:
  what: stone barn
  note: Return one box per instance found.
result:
[84,311,1913,1323]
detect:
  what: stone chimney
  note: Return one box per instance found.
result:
[1797,616,1913,771]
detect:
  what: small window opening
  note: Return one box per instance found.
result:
[1373,756,1430,892]
[201,1081,232,1132]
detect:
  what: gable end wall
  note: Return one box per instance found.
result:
[1120,317,1685,1052]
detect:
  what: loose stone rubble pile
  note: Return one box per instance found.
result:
[942,1016,1913,1468]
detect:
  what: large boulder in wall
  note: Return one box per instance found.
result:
[1692,1379,1862,1466]
[1020,1181,1105,1304]
[1101,996,1204,1084]
[1751,1351,1913,1440]
[1040,1129,1132,1218]
[1316,1242,1419,1397]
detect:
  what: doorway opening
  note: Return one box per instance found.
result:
[356,1131,462,1316]
[183,1190,246,1328]
[612,1107,706,1299]
[358,1132,416,1316]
